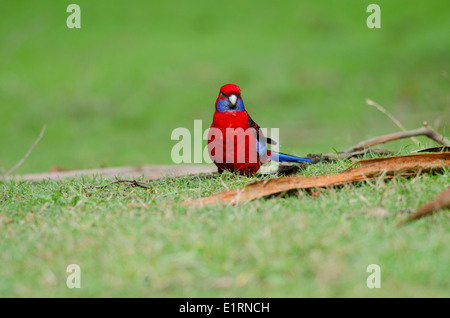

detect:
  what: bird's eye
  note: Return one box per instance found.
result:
[220,91,227,98]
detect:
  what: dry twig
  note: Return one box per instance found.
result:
[366,99,419,145]
[0,125,46,180]
[83,179,152,190]
[344,125,450,153]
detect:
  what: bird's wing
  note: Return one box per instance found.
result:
[247,114,277,145]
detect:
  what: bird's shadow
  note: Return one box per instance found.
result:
[184,163,305,182]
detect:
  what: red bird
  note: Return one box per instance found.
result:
[208,84,312,175]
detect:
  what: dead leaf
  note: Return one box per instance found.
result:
[50,166,68,172]
[398,187,450,225]
[211,277,233,289]
[308,189,321,199]
[184,153,450,206]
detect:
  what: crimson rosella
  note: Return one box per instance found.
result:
[207,84,312,176]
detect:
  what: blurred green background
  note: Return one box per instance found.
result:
[1,0,449,174]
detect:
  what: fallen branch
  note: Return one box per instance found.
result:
[83,179,152,190]
[0,125,46,180]
[366,99,419,145]
[398,187,450,225]
[344,125,450,153]
[184,153,450,206]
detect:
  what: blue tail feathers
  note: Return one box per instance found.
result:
[269,151,312,163]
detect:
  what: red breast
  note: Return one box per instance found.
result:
[208,111,261,175]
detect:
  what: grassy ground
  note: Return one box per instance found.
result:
[1,1,449,297]
[1,155,449,297]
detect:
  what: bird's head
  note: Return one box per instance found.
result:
[215,84,245,112]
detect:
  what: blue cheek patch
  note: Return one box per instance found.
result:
[216,98,245,113]
[235,99,244,111]
[216,99,229,113]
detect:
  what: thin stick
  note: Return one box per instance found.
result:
[345,126,450,153]
[83,173,217,191]
[83,179,152,190]
[0,125,46,180]
[366,99,419,145]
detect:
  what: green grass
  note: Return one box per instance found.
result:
[1,155,449,297]
[1,1,450,297]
